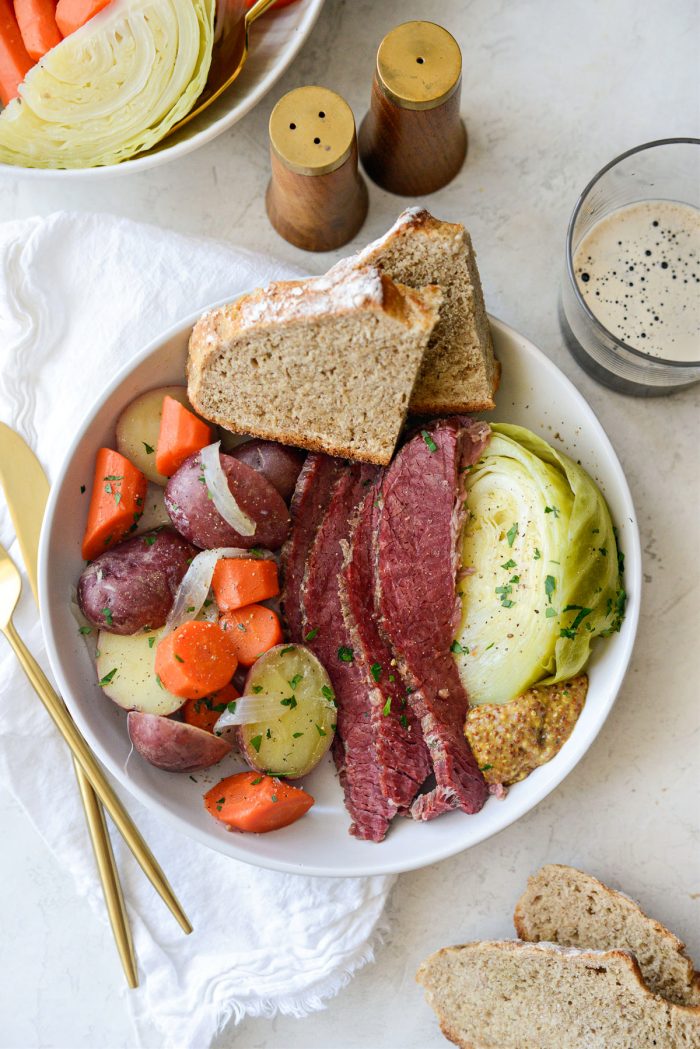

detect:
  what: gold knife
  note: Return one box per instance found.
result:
[0,423,140,986]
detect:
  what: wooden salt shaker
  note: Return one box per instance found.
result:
[359,21,467,196]
[266,85,368,252]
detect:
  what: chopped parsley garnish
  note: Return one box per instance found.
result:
[251,777,263,785]
[78,625,92,636]
[174,653,184,663]
[249,547,265,559]
[292,732,304,739]
[98,668,118,686]
[495,584,515,608]
[280,645,295,655]
[280,695,298,709]
[545,575,556,602]
[506,522,519,547]
[382,697,391,716]
[534,548,542,560]
[321,685,335,703]
[370,662,382,682]
[544,505,560,517]
[215,797,225,811]
[450,640,466,654]
[598,547,608,557]
[315,723,327,737]
[155,674,164,690]
[252,685,263,694]
[501,559,517,570]
[545,606,557,618]
[421,430,438,453]
[186,605,195,613]
[143,442,154,454]
[250,735,262,753]
[227,701,237,713]
[148,636,155,648]
[142,535,157,546]
[271,794,278,803]
[304,627,319,642]
[399,715,409,729]
[485,642,495,651]
[480,764,493,772]
[289,673,303,690]
[337,646,354,663]
[560,606,593,638]
[80,484,86,494]
[266,728,272,739]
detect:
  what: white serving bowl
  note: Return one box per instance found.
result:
[39,311,640,877]
[0,0,325,180]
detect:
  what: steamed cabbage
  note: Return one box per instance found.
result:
[0,0,215,169]
[454,424,625,704]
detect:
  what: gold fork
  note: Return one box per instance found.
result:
[0,542,192,937]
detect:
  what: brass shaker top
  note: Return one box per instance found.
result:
[269,86,357,176]
[376,21,462,111]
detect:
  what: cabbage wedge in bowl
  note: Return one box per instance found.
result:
[0,0,215,169]
[454,424,625,706]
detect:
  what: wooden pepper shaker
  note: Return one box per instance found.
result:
[266,85,368,252]
[359,21,467,196]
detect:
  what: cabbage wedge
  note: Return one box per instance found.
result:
[0,0,215,169]
[454,424,625,704]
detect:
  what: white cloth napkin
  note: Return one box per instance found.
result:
[0,212,394,1049]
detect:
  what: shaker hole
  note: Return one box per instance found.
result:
[289,122,296,130]
[313,137,321,144]
[416,56,424,64]
[318,111,326,118]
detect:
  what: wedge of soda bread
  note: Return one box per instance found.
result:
[417,940,700,1049]
[331,208,499,413]
[187,265,441,466]
[514,864,700,1006]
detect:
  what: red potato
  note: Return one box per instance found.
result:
[77,529,197,635]
[165,450,290,551]
[230,440,306,503]
[127,711,231,772]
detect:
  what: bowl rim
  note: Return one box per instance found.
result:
[38,308,641,877]
[0,0,326,181]
[564,136,700,369]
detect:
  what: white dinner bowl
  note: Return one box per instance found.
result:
[39,311,641,877]
[0,0,325,180]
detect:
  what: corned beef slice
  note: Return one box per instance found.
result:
[281,453,342,640]
[340,485,431,810]
[376,417,492,820]
[298,464,396,842]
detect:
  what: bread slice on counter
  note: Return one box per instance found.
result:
[514,864,700,1006]
[332,208,499,414]
[416,940,700,1049]
[187,265,441,466]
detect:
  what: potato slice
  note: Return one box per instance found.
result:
[238,644,336,778]
[96,627,183,715]
[116,386,189,485]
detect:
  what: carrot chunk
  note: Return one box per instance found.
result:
[219,604,283,667]
[81,448,148,561]
[204,772,314,833]
[55,0,110,36]
[182,683,240,734]
[0,0,33,105]
[155,621,238,700]
[14,0,62,61]
[155,396,213,478]
[212,558,279,613]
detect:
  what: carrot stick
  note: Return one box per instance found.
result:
[14,0,62,61]
[204,772,314,833]
[219,604,283,667]
[212,559,279,613]
[54,0,110,36]
[182,684,240,734]
[0,0,33,105]
[81,448,148,561]
[155,396,213,478]
[155,621,238,700]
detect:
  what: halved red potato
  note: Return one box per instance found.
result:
[230,440,306,503]
[127,711,231,772]
[116,386,190,485]
[96,627,183,716]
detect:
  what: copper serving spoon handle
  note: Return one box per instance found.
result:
[167,0,279,138]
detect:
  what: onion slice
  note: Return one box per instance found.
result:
[165,547,274,635]
[200,442,256,537]
[214,696,292,729]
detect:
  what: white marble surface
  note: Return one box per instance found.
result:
[1,1,699,1046]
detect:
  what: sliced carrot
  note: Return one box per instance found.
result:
[204,772,313,833]
[14,0,62,61]
[155,395,213,478]
[219,604,283,667]
[55,0,109,36]
[0,0,33,105]
[212,558,279,613]
[182,683,240,734]
[155,621,238,700]
[81,448,148,561]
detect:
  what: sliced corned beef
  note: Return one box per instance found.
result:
[281,453,343,641]
[340,484,431,811]
[375,417,492,821]
[303,464,396,842]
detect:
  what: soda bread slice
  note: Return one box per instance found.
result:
[332,208,499,414]
[416,940,700,1049]
[514,864,700,1006]
[187,265,441,466]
